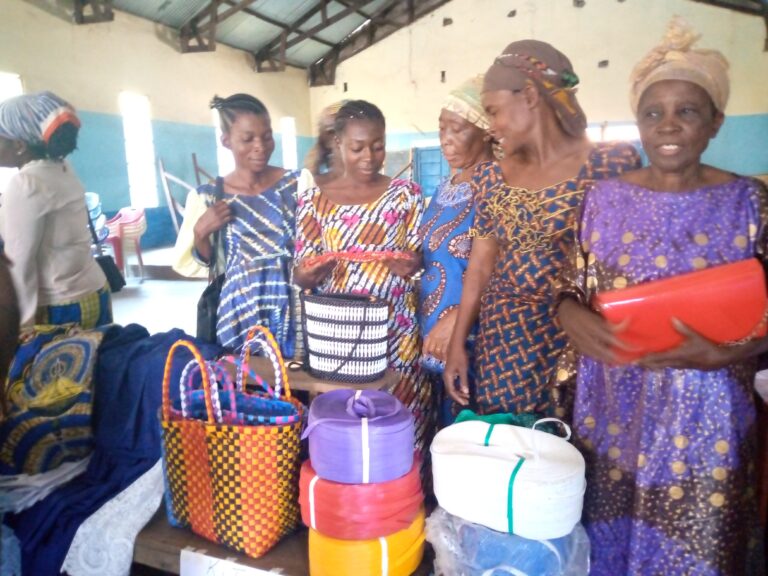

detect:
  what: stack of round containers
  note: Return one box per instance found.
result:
[429,418,587,573]
[300,389,425,576]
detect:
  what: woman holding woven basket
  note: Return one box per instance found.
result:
[294,100,434,464]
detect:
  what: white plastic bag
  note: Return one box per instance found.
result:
[425,507,590,576]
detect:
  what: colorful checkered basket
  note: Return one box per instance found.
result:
[160,327,304,558]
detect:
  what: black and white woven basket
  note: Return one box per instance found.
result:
[301,292,389,383]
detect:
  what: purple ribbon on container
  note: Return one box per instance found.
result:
[302,389,415,484]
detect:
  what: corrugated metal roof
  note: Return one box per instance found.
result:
[112,0,388,68]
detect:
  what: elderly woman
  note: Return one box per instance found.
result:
[0,92,110,329]
[304,100,348,186]
[418,75,494,424]
[443,40,640,416]
[557,18,766,574]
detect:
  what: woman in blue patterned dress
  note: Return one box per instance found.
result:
[173,94,300,355]
[418,76,493,424]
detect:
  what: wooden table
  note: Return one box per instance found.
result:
[133,508,433,575]
[245,356,399,400]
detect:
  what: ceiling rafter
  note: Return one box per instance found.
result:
[690,0,768,50]
[254,0,380,72]
[179,0,260,53]
[74,0,114,24]
[309,0,451,86]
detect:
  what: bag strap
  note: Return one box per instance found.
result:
[162,340,215,424]
[85,206,100,246]
[321,297,374,380]
[208,177,225,283]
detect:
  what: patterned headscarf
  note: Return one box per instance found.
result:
[0,91,80,147]
[483,39,586,138]
[629,17,730,115]
[442,75,489,131]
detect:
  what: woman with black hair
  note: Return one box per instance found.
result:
[173,93,301,354]
[0,91,111,328]
[294,100,434,460]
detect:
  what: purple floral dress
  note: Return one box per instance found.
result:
[558,176,768,575]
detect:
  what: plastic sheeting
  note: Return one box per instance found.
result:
[426,507,590,576]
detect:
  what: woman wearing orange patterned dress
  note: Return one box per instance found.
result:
[294,100,433,456]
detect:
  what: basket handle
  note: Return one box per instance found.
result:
[179,359,237,422]
[162,340,215,424]
[241,326,293,400]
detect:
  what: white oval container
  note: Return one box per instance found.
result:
[430,418,586,540]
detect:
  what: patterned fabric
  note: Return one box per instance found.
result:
[203,170,299,355]
[34,284,112,329]
[0,91,79,147]
[296,179,435,456]
[558,177,767,575]
[0,325,103,474]
[470,142,641,416]
[419,177,478,424]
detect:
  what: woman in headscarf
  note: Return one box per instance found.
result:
[0,91,111,329]
[557,18,766,574]
[304,100,348,186]
[443,40,640,417]
[418,75,494,425]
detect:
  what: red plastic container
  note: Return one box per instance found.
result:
[593,258,768,362]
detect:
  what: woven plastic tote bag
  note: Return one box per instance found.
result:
[301,292,389,383]
[160,327,304,558]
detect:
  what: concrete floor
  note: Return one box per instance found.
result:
[111,248,205,337]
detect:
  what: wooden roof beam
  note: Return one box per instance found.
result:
[309,0,451,86]
[74,0,114,24]
[255,0,379,71]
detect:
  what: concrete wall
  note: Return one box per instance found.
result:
[0,1,313,246]
[309,0,768,177]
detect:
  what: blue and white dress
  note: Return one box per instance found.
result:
[202,170,299,355]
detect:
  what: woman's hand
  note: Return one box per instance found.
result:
[192,201,233,264]
[193,201,233,240]
[383,250,421,278]
[557,297,633,364]
[637,318,749,371]
[443,340,471,406]
[294,257,337,290]
[423,309,458,361]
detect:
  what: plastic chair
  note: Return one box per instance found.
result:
[158,158,195,234]
[106,207,147,281]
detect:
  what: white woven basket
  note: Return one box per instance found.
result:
[301,293,389,383]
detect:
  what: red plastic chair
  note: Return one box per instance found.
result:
[106,208,147,281]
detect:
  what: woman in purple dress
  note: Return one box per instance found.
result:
[557,19,766,574]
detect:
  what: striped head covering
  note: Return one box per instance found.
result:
[483,40,587,138]
[0,91,80,150]
[629,17,730,115]
[442,75,489,131]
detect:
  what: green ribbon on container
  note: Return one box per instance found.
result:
[482,422,526,534]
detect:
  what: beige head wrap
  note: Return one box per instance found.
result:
[629,17,730,115]
[483,39,587,138]
[442,75,489,131]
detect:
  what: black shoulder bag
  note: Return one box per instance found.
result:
[86,211,126,293]
[196,177,225,342]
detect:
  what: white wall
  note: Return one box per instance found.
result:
[309,0,768,133]
[0,1,311,132]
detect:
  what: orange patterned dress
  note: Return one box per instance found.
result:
[470,142,641,416]
[295,179,434,454]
